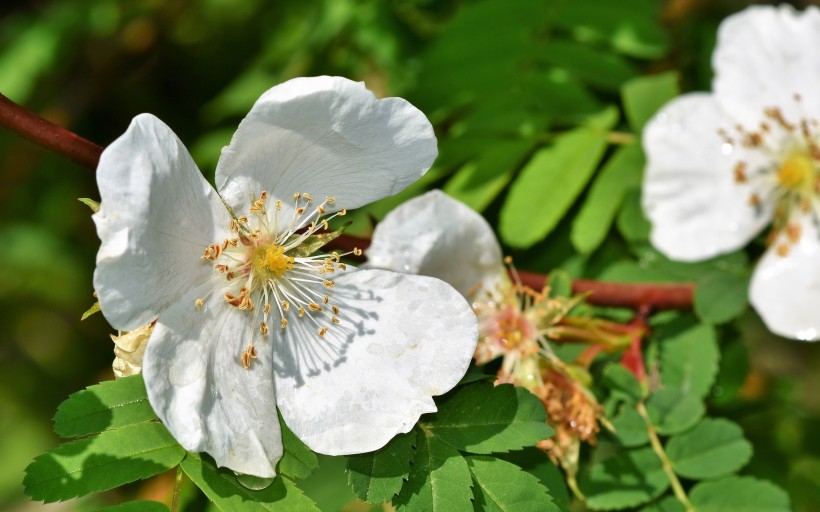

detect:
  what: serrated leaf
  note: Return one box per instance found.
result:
[24,421,184,502]
[689,476,790,512]
[694,273,749,324]
[541,40,637,91]
[659,324,719,399]
[346,431,414,504]
[602,364,643,403]
[645,387,704,436]
[580,447,669,510]
[621,72,679,131]
[278,416,318,480]
[609,404,648,448]
[394,429,472,512]
[53,375,156,438]
[666,418,752,479]
[96,501,170,512]
[180,452,319,512]
[500,448,571,512]
[500,119,612,248]
[424,382,552,454]
[571,144,643,254]
[81,301,101,320]
[78,197,100,212]
[467,456,560,512]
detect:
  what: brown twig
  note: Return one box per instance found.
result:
[0,93,103,170]
[0,92,695,312]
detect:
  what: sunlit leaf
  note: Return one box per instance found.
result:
[345,431,414,504]
[467,455,560,512]
[666,418,753,479]
[689,476,790,512]
[621,72,680,131]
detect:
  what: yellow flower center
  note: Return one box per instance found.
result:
[777,153,814,191]
[255,244,294,277]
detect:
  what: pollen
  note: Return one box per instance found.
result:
[258,245,294,277]
[778,154,814,190]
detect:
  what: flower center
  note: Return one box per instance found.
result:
[777,153,814,191]
[198,191,359,369]
[255,244,294,277]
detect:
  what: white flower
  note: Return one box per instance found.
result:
[111,323,153,378]
[641,5,820,341]
[93,77,478,478]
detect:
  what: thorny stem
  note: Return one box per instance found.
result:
[171,465,183,512]
[636,401,693,511]
[0,92,695,312]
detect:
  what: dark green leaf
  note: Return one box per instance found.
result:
[616,189,651,243]
[572,144,644,254]
[424,382,552,454]
[689,476,790,512]
[609,404,649,448]
[602,364,643,403]
[394,429,472,512]
[694,273,749,324]
[24,422,184,502]
[278,416,318,480]
[180,453,319,512]
[467,455,560,512]
[666,418,752,479]
[501,448,571,512]
[646,387,704,436]
[541,40,637,91]
[580,447,669,510]
[346,431,414,504]
[659,324,719,399]
[96,501,170,512]
[54,375,156,438]
[500,119,612,248]
[621,72,680,131]
[639,496,686,511]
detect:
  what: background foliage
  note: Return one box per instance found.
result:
[2,0,820,510]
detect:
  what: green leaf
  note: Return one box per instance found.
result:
[53,375,156,438]
[285,221,351,258]
[24,422,185,502]
[666,418,753,479]
[394,429,473,512]
[602,364,643,403]
[467,456,560,512]
[278,416,318,480]
[580,447,669,510]
[694,273,749,324]
[659,323,719,399]
[639,496,685,512]
[616,189,651,243]
[424,382,552,454]
[180,453,319,512]
[443,139,534,213]
[621,72,680,131]
[78,197,100,213]
[346,431,414,504]
[500,118,613,248]
[81,301,101,320]
[96,501,170,512]
[609,404,649,448]
[547,270,573,298]
[541,40,637,91]
[571,144,643,254]
[689,476,790,512]
[501,448,571,512]
[645,387,704,436]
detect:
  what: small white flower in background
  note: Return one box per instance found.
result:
[93,76,478,478]
[111,323,154,378]
[642,5,820,341]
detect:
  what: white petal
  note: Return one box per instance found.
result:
[274,269,477,455]
[143,292,284,477]
[93,114,228,330]
[215,76,437,215]
[642,93,773,261]
[713,5,820,127]
[366,190,505,299]
[749,215,820,341]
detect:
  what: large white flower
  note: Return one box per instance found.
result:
[642,5,820,341]
[93,76,478,478]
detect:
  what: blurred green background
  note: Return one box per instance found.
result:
[2,0,820,510]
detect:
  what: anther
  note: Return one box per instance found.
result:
[339,209,347,216]
[282,300,290,312]
[319,327,328,337]
[323,280,334,288]
[298,306,306,318]
[325,196,335,203]
[309,302,322,312]
[332,306,340,315]
[264,303,272,314]
[303,192,313,202]
[281,318,288,329]
[323,296,329,304]
[318,205,326,214]
[353,247,362,256]
[331,316,340,324]
[195,298,204,309]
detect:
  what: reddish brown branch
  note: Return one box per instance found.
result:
[0,92,695,312]
[0,93,103,170]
